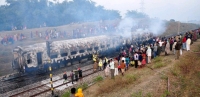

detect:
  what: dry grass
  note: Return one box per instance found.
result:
[152,62,165,69]
[83,40,200,97]
[151,56,168,69]
[96,72,140,95]
[169,43,200,97]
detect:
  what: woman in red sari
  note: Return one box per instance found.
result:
[141,51,147,67]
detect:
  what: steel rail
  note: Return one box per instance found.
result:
[9,67,94,97]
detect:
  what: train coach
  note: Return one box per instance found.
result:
[11,35,123,74]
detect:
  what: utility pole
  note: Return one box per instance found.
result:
[46,41,54,96]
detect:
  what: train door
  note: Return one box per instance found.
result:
[12,52,19,70]
[37,52,42,65]
[37,52,44,71]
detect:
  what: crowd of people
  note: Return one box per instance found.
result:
[61,28,200,97]
[1,21,119,46]
[62,68,84,96]
[63,68,83,85]
[92,28,200,79]
[0,33,26,45]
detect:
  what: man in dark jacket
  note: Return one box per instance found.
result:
[175,40,182,59]
[74,70,79,82]
[78,68,83,82]
[63,72,68,86]
[70,70,74,84]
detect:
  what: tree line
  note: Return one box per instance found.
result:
[0,0,148,31]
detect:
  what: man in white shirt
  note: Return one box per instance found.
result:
[134,52,139,68]
[109,59,115,79]
[159,40,163,47]
[121,55,126,64]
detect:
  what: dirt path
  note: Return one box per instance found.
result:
[83,40,200,97]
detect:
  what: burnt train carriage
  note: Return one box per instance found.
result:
[12,35,122,73]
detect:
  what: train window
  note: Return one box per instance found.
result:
[94,47,99,51]
[27,54,32,64]
[79,50,85,53]
[37,52,42,65]
[71,51,77,55]
[61,53,68,57]
[27,59,32,64]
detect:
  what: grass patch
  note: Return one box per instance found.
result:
[171,69,178,76]
[193,44,200,52]
[61,91,70,97]
[161,90,170,97]
[125,74,138,82]
[170,66,180,76]
[196,71,200,80]
[160,74,168,80]
[93,76,103,83]
[169,49,200,97]
[146,92,153,97]
[198,45,200,50]
[77,83,89,90]
[131,91,153,97]
[153,57,162,63]
[131,91,143,97]
[96,74,139,95]
[152,62,165,69]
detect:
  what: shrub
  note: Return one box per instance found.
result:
[61,91,70,97]
[93,76,103,82]
[77,83,89,90]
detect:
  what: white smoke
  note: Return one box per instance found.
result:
[116,17,167,42]
[148,18,166,36]
[117,17,138,38]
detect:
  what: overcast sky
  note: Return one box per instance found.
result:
[0,0,199,22]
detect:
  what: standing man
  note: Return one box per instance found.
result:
[182,36,187,50]
[98,58,103,71]
[186,38,191,51]
[165,41,170,55]
[109,59,115,79]
[120,60,126,76]
[70,88,76,97]
[146,47,152,64]
[93,61,98,72]
[74,70,79,82]
[153,43,158,58]
[114,58,119,76]
[70,70,74,84]
[175,40,182,60]
[103,57,108,70]
[63,72,68,84]
[78,68,83,82]
[134,52,139,68]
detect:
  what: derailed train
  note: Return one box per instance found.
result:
[12,35,123,73]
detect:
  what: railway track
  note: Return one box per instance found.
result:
[8,67,96,97]
[0,60,93,94]
[0,52,118,96]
